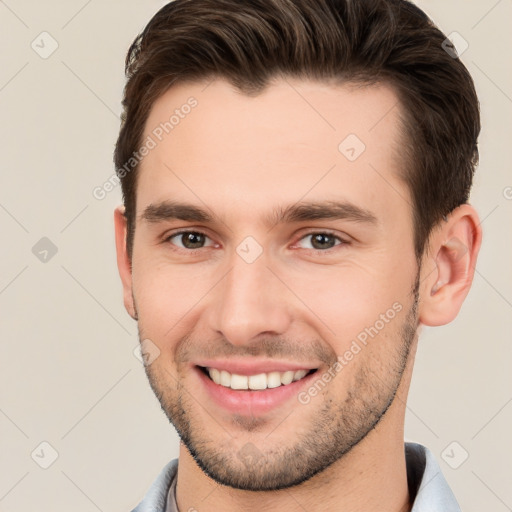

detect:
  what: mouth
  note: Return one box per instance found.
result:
[198,366,318,390]
[193,359,323,416]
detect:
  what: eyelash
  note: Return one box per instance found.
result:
[163,229,348,254]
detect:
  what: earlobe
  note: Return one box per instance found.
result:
[418,205,482,327]
[114,206,137,320]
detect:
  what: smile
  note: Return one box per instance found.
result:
[194,363,321,415]
[203,367,315,390]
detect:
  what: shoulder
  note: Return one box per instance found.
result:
[131,458,179,512]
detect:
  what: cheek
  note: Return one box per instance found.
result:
[282,260,411,353]
[131,259,212,340]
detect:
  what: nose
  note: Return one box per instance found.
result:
[206,250,292,347]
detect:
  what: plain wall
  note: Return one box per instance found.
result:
[1,1,511,510]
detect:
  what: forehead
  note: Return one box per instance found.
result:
[136,77,409,225]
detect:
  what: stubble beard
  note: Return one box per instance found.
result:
[140,276,420,491]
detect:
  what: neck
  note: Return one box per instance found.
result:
[176,412,411,512]
[175,339,418,512]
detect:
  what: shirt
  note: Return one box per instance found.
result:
[130,442,461,512]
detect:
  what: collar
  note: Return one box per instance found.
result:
[131,442,460,511]
[407,442,461,511]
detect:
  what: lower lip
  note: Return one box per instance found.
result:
[195,367,318,416]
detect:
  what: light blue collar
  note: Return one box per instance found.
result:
[131,443,460,511]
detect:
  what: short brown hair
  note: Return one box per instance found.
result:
[114,0,480,260]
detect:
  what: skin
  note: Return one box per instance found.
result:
[114,77,482,511]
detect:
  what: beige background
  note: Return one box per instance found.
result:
[1,1,511,510]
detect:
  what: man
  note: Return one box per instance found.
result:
[113,0,482,510]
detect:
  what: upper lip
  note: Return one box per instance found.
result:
[194,358,319,375]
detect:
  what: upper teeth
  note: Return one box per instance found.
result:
[207,368,309,390]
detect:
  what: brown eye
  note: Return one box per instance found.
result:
[296,232,345,251]
[166,231,214,250]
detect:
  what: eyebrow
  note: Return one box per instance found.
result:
[139,199,378,228]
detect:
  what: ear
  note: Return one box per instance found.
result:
[114,206,137,320]
[418,204,482,326]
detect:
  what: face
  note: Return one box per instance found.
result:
[122,78,421,490]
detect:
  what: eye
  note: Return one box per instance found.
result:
[165,230,216,250]
[163,230,347,253]
[295,231,346,251]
